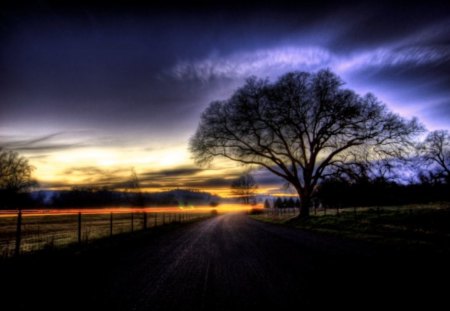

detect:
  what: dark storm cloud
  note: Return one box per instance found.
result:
[138,166,234,189]
[63,166,127,177]
[46,164,307,191]
[1,4,204,135]
[253,169,286,186]
[327,3,450,51]
[58,166,131,188]
[185,178,233,189]
[38,180,73,190]
[0,131,122,155]
[141,167,203,179]
[2,1,341,133]
[342,58,450,129]
[139,177,233,190]
[0,132,84,152]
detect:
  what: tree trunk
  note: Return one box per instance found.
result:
[110,212,113,237]
[300,197,311,218]
[78,212,82,245]
[294,186,311,218]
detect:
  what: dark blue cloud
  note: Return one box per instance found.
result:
[1,0,449,147]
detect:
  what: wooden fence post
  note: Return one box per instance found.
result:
[143,212,147,230]
[131,213,134,232]
[110,212,113,237]
[15,209,22,256]
[154,213,157,227]
[78,212,82,244]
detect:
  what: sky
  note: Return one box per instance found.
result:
[1,1,449,196]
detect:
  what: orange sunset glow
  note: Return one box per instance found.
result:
[0,203,263,218]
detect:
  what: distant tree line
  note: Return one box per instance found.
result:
[51,187,122,208]
[316,129,450,209]
[317,179,450,209]
[269,197,301,209]
[40,188,220,209]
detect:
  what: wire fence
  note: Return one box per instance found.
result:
[0,209,211,257]
[257,203,448,222]
[256,206,351,220]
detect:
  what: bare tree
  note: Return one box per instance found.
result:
[190,70,422,217]
[231,173,258,204]
[0,149,36,208]
[124,168,145,206]
[0,150,34,191]
[418,130,450,183]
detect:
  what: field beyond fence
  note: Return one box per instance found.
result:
[0,204,258,257]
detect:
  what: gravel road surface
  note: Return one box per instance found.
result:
[1,213,447,310]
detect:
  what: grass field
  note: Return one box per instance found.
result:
[0,211,210,257]
[253,203,450,253]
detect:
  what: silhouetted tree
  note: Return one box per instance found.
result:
[125,168,145,206]
[264,199,271,209]
[190,70,422,217]
[231,173,258,204]
[418,130,450,184]
[52,186,119,207]
[286,198,295,208]
[274,197,282,209]
[0,150,37,208]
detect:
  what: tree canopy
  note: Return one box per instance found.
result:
[0,150,36,208]
[190,69,422,217]
[418,130,450,184]
[0,150,35,192]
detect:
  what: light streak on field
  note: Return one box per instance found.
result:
[0,204,262,218]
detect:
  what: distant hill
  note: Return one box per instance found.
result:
[145,189,220,206]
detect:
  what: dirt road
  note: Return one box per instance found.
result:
[1,213,447,310]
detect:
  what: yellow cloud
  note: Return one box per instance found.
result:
[27,144,287,197]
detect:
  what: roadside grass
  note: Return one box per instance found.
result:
[252,203,450,253]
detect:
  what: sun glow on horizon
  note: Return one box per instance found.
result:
[0,203,264,218]
[29,145,191,185]
[14,133,289,197]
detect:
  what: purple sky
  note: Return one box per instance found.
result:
[0,1,449,193]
